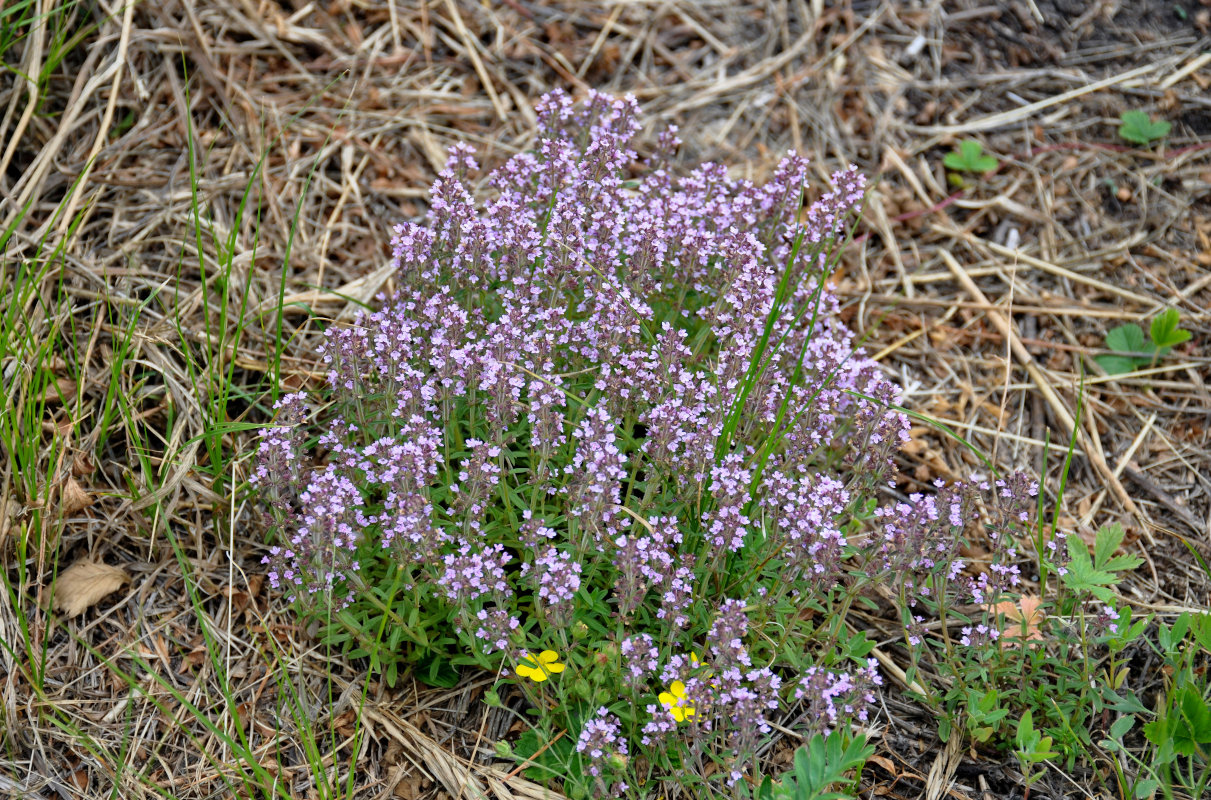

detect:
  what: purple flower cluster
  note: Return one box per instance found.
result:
[256,89,901,631]
[251,392,308,508]
[577,708,630,798]
[439,542,510,603]
[251,90,1062,794]
[872,477,1032,608]
[261,463,366,607]
[474,607,520,655]
[793,659,883,737]
[960,622,1000,648]
[523,546,582,627]
[619,633,659,685]
[708,599,751,669]
[643,644,785,787]
[712,666,783,785]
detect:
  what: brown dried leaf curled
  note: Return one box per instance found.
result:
[60,478,94,515]
[52,561,131,617]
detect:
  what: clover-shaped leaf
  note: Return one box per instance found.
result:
[1104,323,1147,355]
[1118,110,1171,146]
[943,140,998,174]
[1150,307,1192,350]
[1096,311,1190,375]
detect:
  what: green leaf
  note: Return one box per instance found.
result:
[1134,779,1160,799]
[1149,308,1191,349]
[1095,354,1143,376]
[1118,110,1171,146]
[943,139,998,174]
[512,729,577,782]
[1105,324,1147,354]
[1190,613,1211,654]
[1104,689,1149,715]
[1171,613,1193,650]
[1176,685,1211,754]
[1016,709,1040,750]
[414,653,460,688]
[1061,537,1122,602]
[776,733,872,800]
[1109,715,1136,739]
[1093,523,1125,566]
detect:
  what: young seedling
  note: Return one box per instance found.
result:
[1015,709,1061,798]
[1095,308,1191,376]
[1117,110,1171,147]
[943,140,998,187]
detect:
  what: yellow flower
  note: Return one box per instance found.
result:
[658,680,695,722]
[516,650,566,683]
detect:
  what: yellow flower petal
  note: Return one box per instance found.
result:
[545,661,566,674]
[538,650,560,664]
[669,680,686,698]
[658,691,675,707]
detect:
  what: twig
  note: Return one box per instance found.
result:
[937,250,1148,539]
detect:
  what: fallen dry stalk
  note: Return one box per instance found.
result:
[938,250,1149,541]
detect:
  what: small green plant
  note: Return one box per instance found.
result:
[943,140,998,186]
[751,732,874,800]
[1096,308,1191,375]
[1014,709,1061,793]
[911,519,1147,772]
[1118,110,1171,147]
[1107,612,1211,800]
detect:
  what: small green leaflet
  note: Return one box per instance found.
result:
[1118,110,1171,146]
[943,140,998,174]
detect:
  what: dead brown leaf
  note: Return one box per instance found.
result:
[72,450,96,476]
[52,561,131,617]
[988,595,1046,647]
[40,378,77,404]
[60,478,93,515]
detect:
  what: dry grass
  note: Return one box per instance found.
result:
[1,0,1209,798]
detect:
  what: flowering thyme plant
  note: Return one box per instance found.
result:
[251,91,1066,798]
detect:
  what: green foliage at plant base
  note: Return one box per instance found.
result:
[750,732,874,800]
